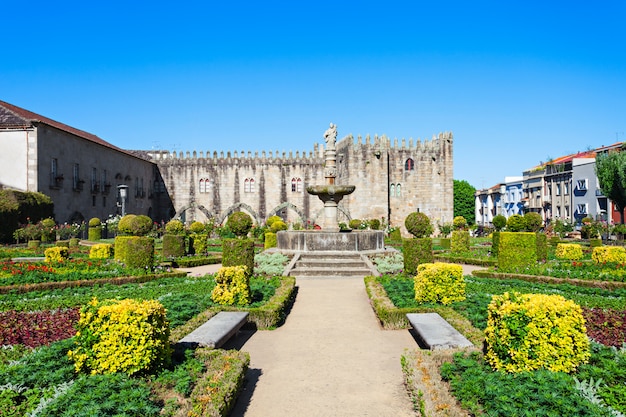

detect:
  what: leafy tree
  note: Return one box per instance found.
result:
[596,150,626,224]
[454,180,476,226]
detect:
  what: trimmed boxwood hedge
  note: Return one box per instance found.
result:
[402,237,433,275]
[162,234,186,258]
[497,232,537,272]
[222,238,254,275]
[114,236,155,269]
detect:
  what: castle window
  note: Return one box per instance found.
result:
[244,178,255,193]
[390,184,395,197]
[405,158,414,171]
[199,178,214,193]
[291,177,302,192]
[396,184,401,197]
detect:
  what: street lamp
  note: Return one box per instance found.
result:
[117,184,128,216]
[375,148,391,229]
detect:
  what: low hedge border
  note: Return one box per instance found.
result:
[471,269,626,290]
[174,255,223,268]
[0,271,188,294]
[170,276,296,342]
[364,276,484,346]
[433,254,496,267]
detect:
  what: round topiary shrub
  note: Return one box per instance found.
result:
[89,217,102,227]
[189,221,205,234]
[165,219,185,235]
[266,215,282,228]
[405,212,433,238]
[41,218,57,242]
[485,292,590,373]
[452,216,468,231]
[226,212,253,238]
[349,219,362,230]
[506,214,526,232]
[88,217,102,241]
[117,214,153,236]
[492,215,507,232]
[270,220,288,233]
[368,218,381,230]
[524,212,543,232]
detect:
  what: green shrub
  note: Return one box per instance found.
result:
[402,237,433,275]
[414,262,465,305]
[189,221,205,234]
[27,239,41,248]
[114,236,155,269]
[523,212,543,232]
[41,218,56,242]
[211,266,251,306]
[226,212,253,237]
[165,219,185,235]
[555,243,583,260]
[549,235,561,246]
[44,246,69,263]
[56,240,70,248]
[492,215,507,231]
[117,214,153,236]
[589,238,602,248]
[190,233,208,254]
[348,219,362,229]
[536,232,547,262]
[497,232,537,272]
[405,212,433,238]
[88,217,102,227]
[69,237,80,247]
[389,227,402,242]
[68,298,171,376]
[88,217,102,241]
[264,232,277,249]
[265,215,282,228]
[270,220,288,233]
[439,237,451,249]
[254,251,288,275]
[592,245,626,264]
[450,230,470,253]
[452,216,468,230]
[368,218,381,230]
[506,214,526,232]
[162,234,186,258]
[484,292,590,373]
[89,243,113,259]
[492,231,500,257]
[222,238,254,275]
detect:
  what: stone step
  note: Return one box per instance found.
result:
[296,260,367,268]
[289,266,372,277]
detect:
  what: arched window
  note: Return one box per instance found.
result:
[199,179,205,193]
[396,184,401,197]
[405,158,415,171]
[244,178,255,193]
[199,178,213,193]
[291,177,303,192]
[390,184,395,198]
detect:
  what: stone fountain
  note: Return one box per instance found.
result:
[276,123,385,253]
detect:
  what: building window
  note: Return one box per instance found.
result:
[564,182,569,195]
[51,159,58,178]
[103,196,107,207]
[396,184,401,197]
[577,203,588,215]
[555,183,561,196]
[92,195,96,207]
[576,179,587,191]
[291,178,302,192]
[390,184,395,197]
[101,170,108,193]
[405,158,415,171]
[91,168,98,193]
[565,205,570,217]
[244,178,255,193]
[73,164,81,190]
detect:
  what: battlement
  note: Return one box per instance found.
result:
[338,131,453,152]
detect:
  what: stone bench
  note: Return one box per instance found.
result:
[178,311,249,349]
[406,313,473,350]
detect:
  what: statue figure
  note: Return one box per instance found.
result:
[324,123,337,150]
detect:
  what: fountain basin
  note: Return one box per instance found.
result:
[306,185,355,202]
[276,229,385,253]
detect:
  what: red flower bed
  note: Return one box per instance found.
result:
[0,308,80,348]
[583,307,626,347]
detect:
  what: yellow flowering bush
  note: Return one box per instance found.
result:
[592,245,626,264]
[555,243,583,260]
[414,262,465,305]
[89,243,113,259]
[484,292,590,373]
[68,298,171,376]
[211,265,250,306]
[44,246,69,263]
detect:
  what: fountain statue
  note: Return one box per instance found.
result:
[306,123,355,232]
[276,123,385,253]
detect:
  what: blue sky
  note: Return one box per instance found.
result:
[2,1,624,189]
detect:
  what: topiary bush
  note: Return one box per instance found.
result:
[592,245,626,264]
[165,219,185,235]
[484,292,590,373]
[523,212,543,232]
[264,232,277,249]
[491,231,500,257]
[117,214,153,236]
[452,216,468,231]
[492,215,507,232]
[506,214,525,232]
[189,221,205,234]
[388,227,401,242]
[535,232,547,262]
[114,236,155,269]
[190,233,208,255]
[88,217,102,241]
[226,212,253,238]
[405,212,433,238]
[402,237,433,275]
[497,232,537,272]
[265,215,282,228]
[222,238,255,275]
[349,219,363,230]
[89,243,113,259]
[162,234,186,258]
[270,220,288,233]
[68,298,171,376]
[44,246,69,263]
[414,262,465,305]
[211,266,251,306]
[450,230,470,253]
[368,218,381,230]
[41,218,56,242]
[555,243,583,261]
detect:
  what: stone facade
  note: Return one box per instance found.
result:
[149,132,454,234]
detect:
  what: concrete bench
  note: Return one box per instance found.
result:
[178,311,249,349]
[406,313,473,350]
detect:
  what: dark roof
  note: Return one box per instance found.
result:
[0,100,130,155]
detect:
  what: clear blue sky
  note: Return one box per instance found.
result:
[2,1,624,190]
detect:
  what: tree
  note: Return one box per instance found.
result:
[454,180,476,226]
[595,150,626,224]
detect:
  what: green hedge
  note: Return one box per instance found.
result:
[190,233,208,255]
[492,231,500,257]
[222,238,254,276]
[114,236,155,269]
[0,189,54,243]
[162,234,186,258]
[497,232,537,273]
[264,232,277,249]
[536,232,547,262]
[88,226,102,241]
[451,230,470,253]
[402,237,433,275]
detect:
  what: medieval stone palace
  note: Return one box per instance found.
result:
[0,100,453,232]
[147,130,454,230]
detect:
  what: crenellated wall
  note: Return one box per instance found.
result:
[147,132,453,234]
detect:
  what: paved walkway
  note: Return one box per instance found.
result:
[181,263,483,417]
